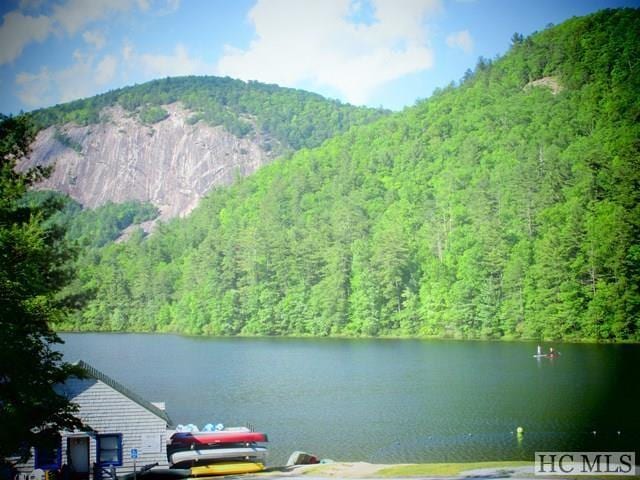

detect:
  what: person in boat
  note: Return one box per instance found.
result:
[548,347,556,357]
[537,345,542,355]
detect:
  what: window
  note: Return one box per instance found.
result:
[35,436,61,470]
[96,434,122,466]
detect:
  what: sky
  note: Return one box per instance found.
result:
[0,0,638,114]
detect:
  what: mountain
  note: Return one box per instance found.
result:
[58,9,639,341]
[18,76,386,220]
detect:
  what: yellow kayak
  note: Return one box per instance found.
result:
[190,462,265,477]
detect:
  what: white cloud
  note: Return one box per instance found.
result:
[18,0,47,10]
[72,48,87,62]
[16,67,53,106]
[446,30,473,54]
[122,42,134,62]
[137,44,211,77]
[16,53,120,107]
[156,0,181,15]
[52,0,146,35]
[6,0,185,109]
[217,0,441,105]
[0,11,53,65]
[1,0,154,66]
[95,55,117,84]
[55,61,96,103]
[83,30,107,49]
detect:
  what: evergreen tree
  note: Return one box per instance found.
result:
[45,9,640,342]
[0,115,83,464]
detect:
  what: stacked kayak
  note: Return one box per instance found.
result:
[190,462,264,477]
[168,428,268,476]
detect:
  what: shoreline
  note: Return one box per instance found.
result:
[54,330,640,345]
[257,461,640,479]
[263,461,531,477]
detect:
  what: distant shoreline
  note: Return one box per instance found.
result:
[54,329,640,344]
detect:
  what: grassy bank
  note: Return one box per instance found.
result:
[376,461,532,476]
[274,461,640,478]
[276,461,533,478]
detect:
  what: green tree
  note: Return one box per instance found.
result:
[0,115,83,464]
[59,9,640,342]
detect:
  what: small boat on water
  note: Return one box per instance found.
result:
[169,446,268,465]
[534,345,559,358]
[190,461,265,477]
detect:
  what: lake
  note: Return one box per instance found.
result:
[57,334,639,465]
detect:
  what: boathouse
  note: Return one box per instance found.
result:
[14,360,172,480]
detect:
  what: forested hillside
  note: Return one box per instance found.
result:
[29,76,386,152]
[22,191,159,248]
[19,76,387,222]
[57,9,640,341]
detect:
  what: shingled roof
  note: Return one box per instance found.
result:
[74,360,173,426]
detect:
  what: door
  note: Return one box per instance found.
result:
[67,437,90,480]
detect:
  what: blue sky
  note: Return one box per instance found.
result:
[1,0,638,114]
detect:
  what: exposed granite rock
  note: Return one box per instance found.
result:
[524,76,563,95]
[18,103,279,220]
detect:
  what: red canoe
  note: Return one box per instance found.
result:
[170,431,268,445]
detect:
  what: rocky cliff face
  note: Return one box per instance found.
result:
[18,103,279,220]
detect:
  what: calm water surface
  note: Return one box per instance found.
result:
[58,334,639,465]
